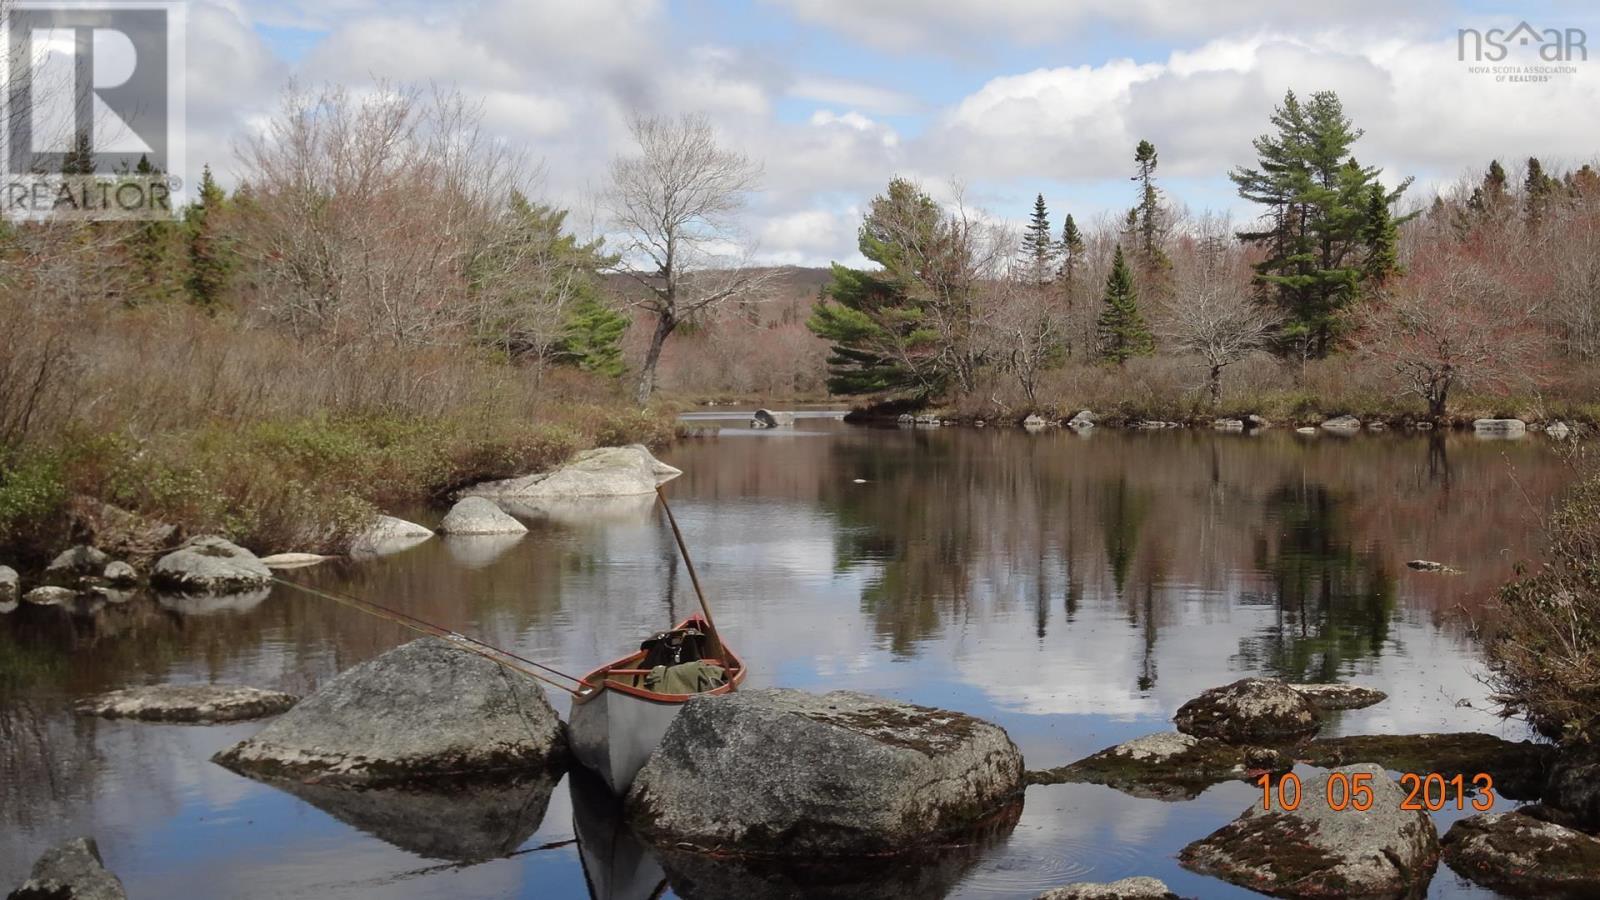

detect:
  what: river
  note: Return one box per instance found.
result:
[0,411,1577,898]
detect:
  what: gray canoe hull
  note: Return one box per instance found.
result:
[569,687,685,795]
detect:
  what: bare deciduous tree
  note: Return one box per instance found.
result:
[606,113,769,404]
[1355,256,1544,418]
[1158,222,1278,406]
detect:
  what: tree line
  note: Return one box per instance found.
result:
[811,88,1588,417]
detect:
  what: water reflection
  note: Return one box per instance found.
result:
[0,420,1571,898]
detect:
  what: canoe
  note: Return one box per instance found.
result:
[568,613,746,794]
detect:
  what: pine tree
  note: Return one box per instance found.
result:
[1230,89,1410,359]
[59,133,95,175]
[1020,193,1054,283]
[1097,246,1154,364]
[184,165,232,312]
[1057,213,1085,284]
[1484,159,1508,202]
[1361,183,1400,285]
[553,295,628,377]
[1130,140,1168,272]
[123,155,180,307]
[1526,157,1555,232]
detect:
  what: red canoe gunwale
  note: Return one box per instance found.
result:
[571,614,747,705]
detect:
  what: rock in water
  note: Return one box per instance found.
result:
[1473,418,1527,438]
[1441,812,1600,898]
[1029,731,1282,800]
[626,689,1025,857]
[1212,418,1245,431]
[45,545,111,580]
[351,516,434,556]
[1181,764,1440,898]
[750,409,796,428]
[1543,754,1600,828]
[1067,410,1098,429]
[259,553,333,569]
[1036,877,1178,900]
[0,566,17,603]
[213,637,566,786]
[1023,414,1049,430]
[8,837,126,900]
[1546,421,1573,440]
[23,586,75,607]
[462,445,681,499]
[1288,683,1387,711]
[1174,678,1322,744]
[437,497,529,536]
[151,537,272,593]
[76,684,298,723]
[1320,415,1362,433]
[1303,733,1555,801]
[101,561,138,586]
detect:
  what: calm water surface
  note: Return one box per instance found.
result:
[0,413,1578,898]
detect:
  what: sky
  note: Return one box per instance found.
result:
[182,0,1600,267]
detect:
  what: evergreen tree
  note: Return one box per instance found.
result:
[124,155,180,306]
[1097,245,1154,364]
[1057,213,1085,284]
[1361,183,1400,285]
[553,294,628,377]
[1020,193,1055,283]
[1525,156,1555,231]
[809,177,984,398]
[184,165,232,312]
[1130,140,1168,272]
[59,133,95,175]
[1229,89,1410,359]
[1484,159,1508,202]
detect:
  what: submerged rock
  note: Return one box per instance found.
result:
[1295,426,1318,435]
[269,771,560,863]
[1302,733,1555,800]
[462,445,681,499]
[23,586,76,607]
[1029,731,1285,800]
[259,553,333,569]
[751,409,796,428]
[7,837,126,900]
[1181,764,1440,898]
[151,537,272,593]
[437,497,528,536]
[1174,678,1322,744]
[1442,812,1600,899]
[1212,418,1245,431]
[214,637,566,786]
[1287,683,1387,711]
[627,689,1025,857]
[1036,877,1178,900]
[76,684,298,724]
[45,545,111,580]
[1406,559,1461,574]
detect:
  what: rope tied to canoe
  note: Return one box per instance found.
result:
[269,576,591,697]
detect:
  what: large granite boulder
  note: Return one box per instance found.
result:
[750,409,796,428]
[1303,732,1556,800]
[76,684,298,723]
[1029,731,1287,801]
[44,545,111,581]
[626,689,1025,857]
[1473,418,1527,438]
[0,565,18,603]
[151,537,272,593]
[350,515,433,556]
[1320,415,1362,434]
[23,586,75,608]
[1174,678,1322,744]
[7,837,126,900]
[462,445,681,499]
[437,497,528,536]
[1036,878,1178,900]
[101,561,138,586]
[214,637,565,786]
[1180,764,1439,898]
[1067,410,1098,429]
[1442,812,1600,898]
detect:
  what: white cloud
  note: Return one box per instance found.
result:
[789,76,921,115]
